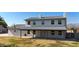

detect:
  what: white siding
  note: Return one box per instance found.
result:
[8,29,33,38]
[9,19,66,39]
[8,29,20,36]
[26,19,66,27]
[8,29,66,39]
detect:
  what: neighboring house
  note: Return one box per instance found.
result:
[8,16,67,39]
[66,24,79,39]
[66,28,74,38]
[67,28,74,33]
[0,25,8,33]
[74,27,79,39]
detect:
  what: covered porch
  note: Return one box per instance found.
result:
[18,26,66,39]
[19,30,66,39]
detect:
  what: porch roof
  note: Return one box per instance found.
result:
[17,27,67,30]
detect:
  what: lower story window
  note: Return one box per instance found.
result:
[27,30,30,34]
[24,33,27,36]
[51,31,55,35]
[33,30,36,34]
[58,31,62,35]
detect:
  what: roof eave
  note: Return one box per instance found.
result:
[25,18,66,21]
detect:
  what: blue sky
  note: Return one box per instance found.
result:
[0,12,79,26]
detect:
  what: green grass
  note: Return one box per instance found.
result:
[0,37,79,47]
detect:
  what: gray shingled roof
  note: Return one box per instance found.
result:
[8,24,26,29]
[8,24,66,30]
[25,16,66,21]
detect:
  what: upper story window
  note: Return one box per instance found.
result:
[42,21,44,25]
[28,21,31,25]
[33,21,36,25]
[51,20,54,24]
[58,20,62,24]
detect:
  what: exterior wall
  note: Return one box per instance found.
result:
[8,29,66,39]
[8,29,20,36]
[47,31,66,39]
[35,30,66,39]
[8,29,33,38]
[26,19,66,27]
[8,17,66,39]
[24,18,66,39]
[67,29,74,33]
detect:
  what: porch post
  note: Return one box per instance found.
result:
[33,30,34,39]
[33,33,34,39]
[20,29,22,38]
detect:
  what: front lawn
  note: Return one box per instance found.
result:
[0,37,79,47]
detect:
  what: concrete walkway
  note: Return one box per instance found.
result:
[0,33,9,37]
[0,33,32,38]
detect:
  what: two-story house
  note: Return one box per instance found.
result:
[8,16,67,39]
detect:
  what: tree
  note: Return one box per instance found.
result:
[0,16,7,28]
